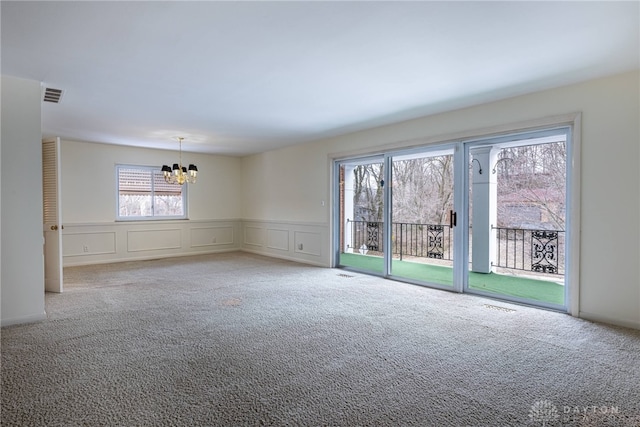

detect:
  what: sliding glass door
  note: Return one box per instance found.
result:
[334,126,571,312]
[389,148,456,287]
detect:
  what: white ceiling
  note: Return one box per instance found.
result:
[2,1,638,156]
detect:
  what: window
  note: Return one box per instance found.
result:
[116,165,187,220]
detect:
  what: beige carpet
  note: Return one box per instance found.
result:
[2,252,639,426]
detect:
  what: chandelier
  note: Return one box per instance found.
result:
[161,137,197,185]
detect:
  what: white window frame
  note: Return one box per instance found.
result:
[116,164,188,221]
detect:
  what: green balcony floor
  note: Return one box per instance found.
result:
[339,253,564,305]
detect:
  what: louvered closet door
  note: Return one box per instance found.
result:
[43,138,63,293]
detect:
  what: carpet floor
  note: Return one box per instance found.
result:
[2,252,639,426]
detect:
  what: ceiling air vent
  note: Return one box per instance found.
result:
[43,87,63,103]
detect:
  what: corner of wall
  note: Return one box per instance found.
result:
[1,75,46,327]
[240,219,331,267]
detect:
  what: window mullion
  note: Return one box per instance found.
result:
[150,168,155,217]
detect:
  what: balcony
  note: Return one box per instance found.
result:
[342,220,565,305]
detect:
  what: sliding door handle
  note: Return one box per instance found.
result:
[449,210,457,228]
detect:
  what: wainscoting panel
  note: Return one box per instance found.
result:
[241,220,329,267]
[244,226,265,247]
[294,231,322,257]
[62,220,241,266]
[62,220,328,268]
[190,226,234,248]
[267,229,289,251]
[128,229,181,252]
[63,231,116,257]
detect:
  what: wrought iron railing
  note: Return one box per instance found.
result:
[492,226,565,275]
[345,220,565,276]
[346,219,453,261]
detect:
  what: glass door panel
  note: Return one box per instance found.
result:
[389,149,455,287]
[337,157,386,275]
[466,132,568,309]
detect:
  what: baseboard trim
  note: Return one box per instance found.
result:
[241,248,329,268]
[1,311,47,328]
[579,311,640,331]
[63,248,239,267]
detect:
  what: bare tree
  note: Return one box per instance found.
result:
[352,155,454,226]
[349,142,564,231]
[496,142,566,230]
[353,163,384,222]
[391,155,453,225]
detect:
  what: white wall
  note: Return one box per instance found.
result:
[241,71,640,329]
[239,143,331,266]
[61,140,242,222]
[60,140,243,265]
[1,76,46,326]
[242,143,330,224]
